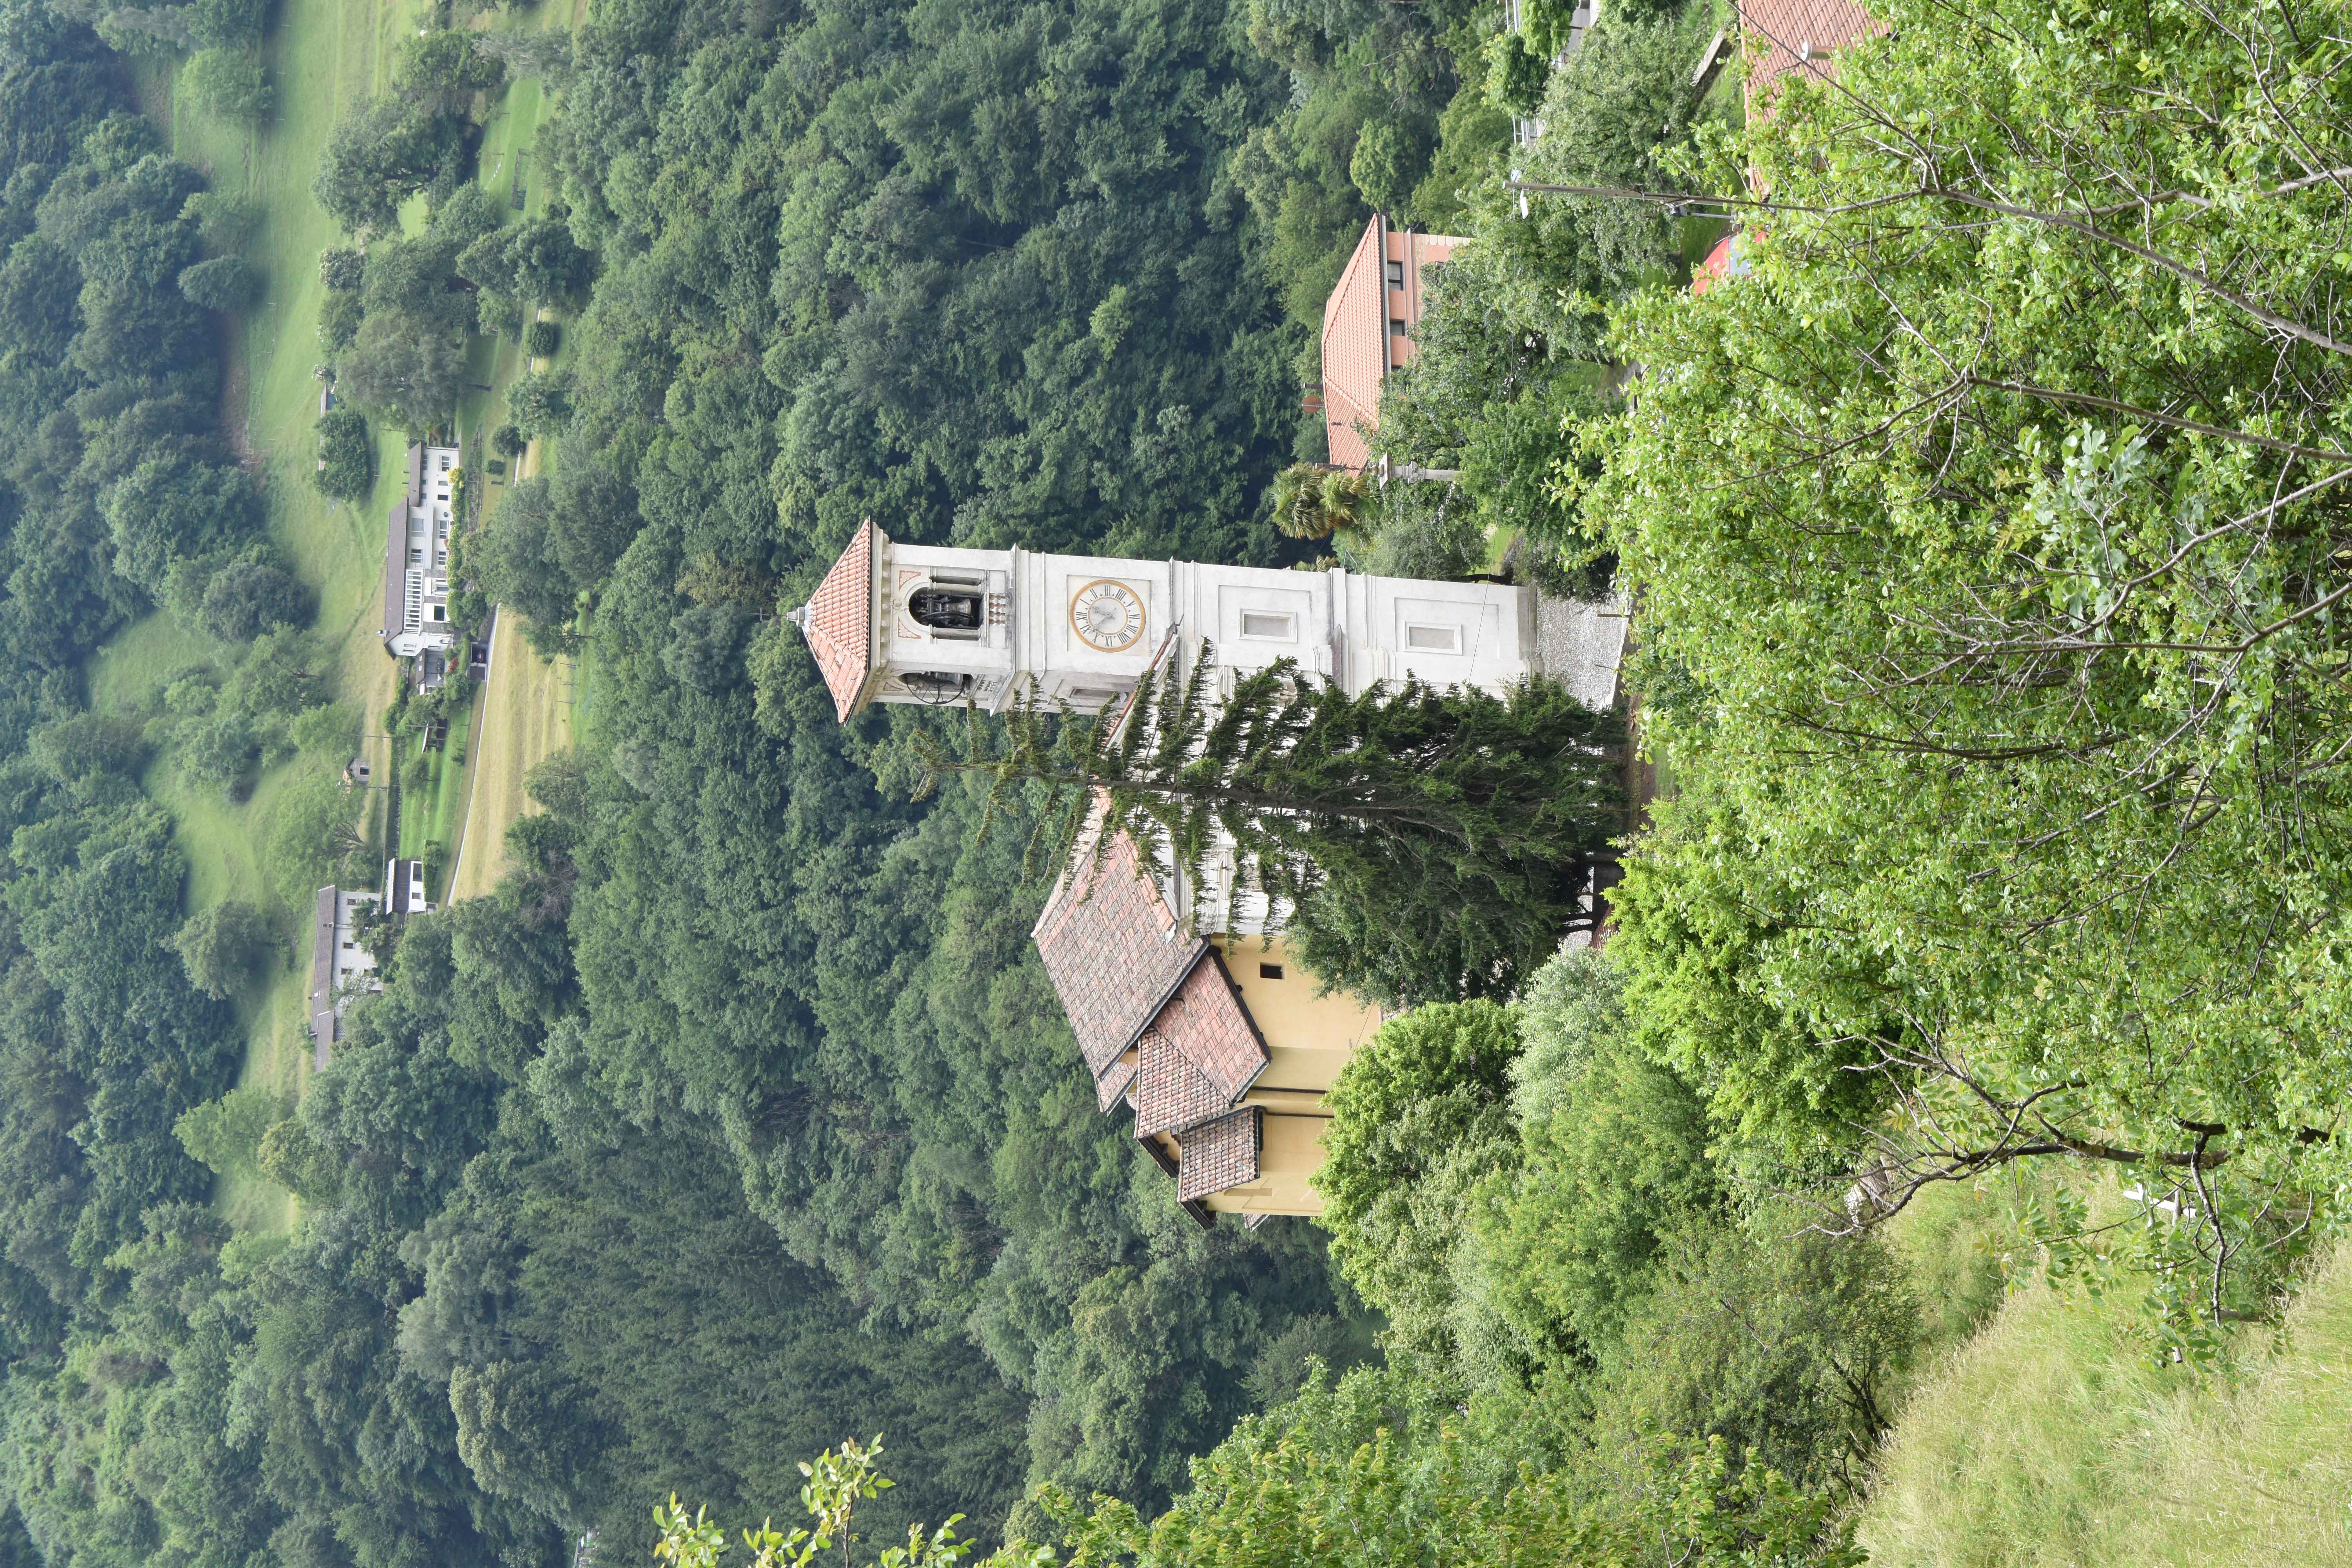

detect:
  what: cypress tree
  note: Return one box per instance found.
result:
[930,646,1628,1004]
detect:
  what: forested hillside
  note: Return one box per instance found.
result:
[7,0,2352,1560]
[0,0,1376,1560]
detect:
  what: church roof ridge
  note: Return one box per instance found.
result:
[791,519,878,721]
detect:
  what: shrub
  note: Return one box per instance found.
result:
[1593,1215,1918,1486]
[476,289,524,339]
[174,1086,285,1177]
[319,245,366,292]
[1477,1001,1722,1355]
[524,318,559,357]
[201,559,310,640]
[179,254,264,311]
[315,405,374,499]
[505,369,575,434]
[257,1118,341,1204]
[318,289,363,352]
[181,47,271,123]
[1314,999,1523,1358]
[491,423,527,459]
[169,899,273,999]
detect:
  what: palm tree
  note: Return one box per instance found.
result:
[1268,463,1370,540]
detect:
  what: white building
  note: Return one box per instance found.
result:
[385,857,432,918]
[307,885,382,1068]
[381,441,465,684]
[786,519,1622,724]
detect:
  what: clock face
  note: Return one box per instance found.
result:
[1069,579,1147,653]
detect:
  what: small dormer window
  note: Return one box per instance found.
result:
[909,587,984,630]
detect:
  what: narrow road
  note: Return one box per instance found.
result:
[438,607,498,902]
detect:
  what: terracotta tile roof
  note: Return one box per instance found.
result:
[1738,0,1877,119]
[790,519,878,722]
[1153,952,1267,1104]
[1032,827,1207,1087]
[1132,1028,1225,1137]
[1175,1107,1260,1203]
[1095,1054,1138,1112]
[1319,219,1467,470]
[1320,219,1388,470]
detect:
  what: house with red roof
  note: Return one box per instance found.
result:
[1735,0,1876,122]
[1318,216,1470,471]
[1029,820,1387,1221]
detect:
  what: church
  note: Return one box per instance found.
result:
[789,520,1623,1221]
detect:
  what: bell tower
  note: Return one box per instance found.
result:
[788,516,1604,722]
[788,520,1181,720]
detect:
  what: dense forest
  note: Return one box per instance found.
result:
[4,0,2352,1561]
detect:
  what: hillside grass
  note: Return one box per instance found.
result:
[448,612,573,901]
[1864,1197,2352,1568]
[92,0,582,1235]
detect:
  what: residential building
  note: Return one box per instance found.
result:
[1501,0,1595,153]
[1318,216,1469,470]
[307,886,381,1068]
[385,857,433,917]
[786,521,1628,1217]
[1735,0,1876,122]
[381,441,465,686]
[1692,227,1755,293]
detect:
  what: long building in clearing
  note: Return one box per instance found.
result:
[307,886,381,1068]
[381,441,465,687]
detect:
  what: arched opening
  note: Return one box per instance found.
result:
[898,670,971,705]
[909,587,984,630]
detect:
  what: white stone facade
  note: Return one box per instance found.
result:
[870,539,1601,715]
[383,443,463,660]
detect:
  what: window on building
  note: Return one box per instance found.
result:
[1240,611,1295,641]
[1385,260,1404,289]
[1405,623,1460,652]
[430,605,444,621]
[1258,963,1284,980]
[1388,318,1408,338]
[908,586,984,630]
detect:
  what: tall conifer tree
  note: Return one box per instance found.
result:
[931,648,1627,1004]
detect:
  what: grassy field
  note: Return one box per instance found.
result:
[92,0,412,1141]
[448,612,573,901]
[84,0,585,1236]
[1858,1177,2352,1568]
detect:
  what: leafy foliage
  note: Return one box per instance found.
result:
[167,897,272,998]
[179,45,269,122]
[940,656,1625,1003]
[312,402,374,499]
[1591,0,2352,1335]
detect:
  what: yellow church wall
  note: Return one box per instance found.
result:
[1210,935,1383,1075]
[1201,1111,1330,1216]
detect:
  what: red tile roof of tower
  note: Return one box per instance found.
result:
[790,519,878,722]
